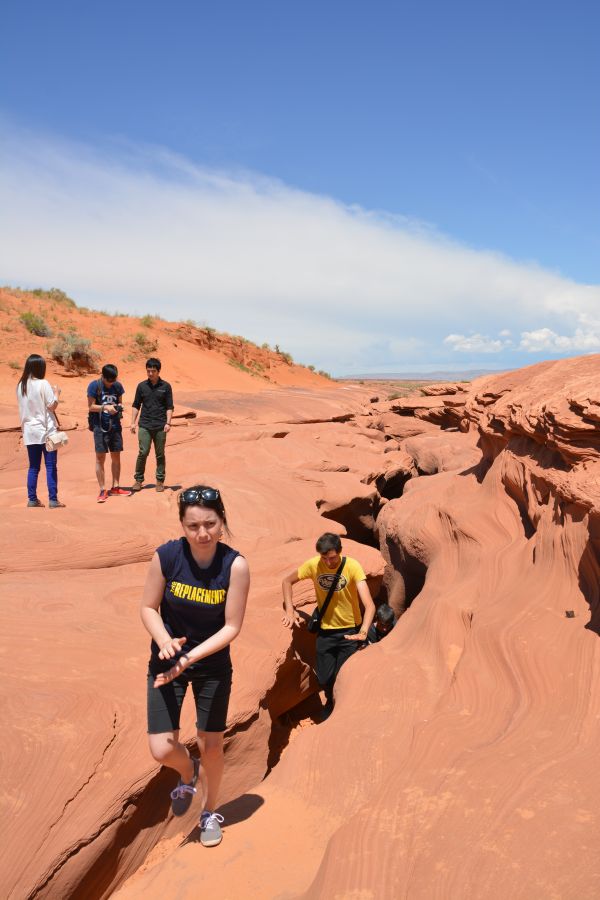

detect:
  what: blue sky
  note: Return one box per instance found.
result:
[1,0,599,375]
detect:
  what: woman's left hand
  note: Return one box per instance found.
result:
[153,654,190,687]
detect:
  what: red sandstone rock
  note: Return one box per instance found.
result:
[4,299,600,900]
[116,355,600,900]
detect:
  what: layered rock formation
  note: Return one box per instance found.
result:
[3,350,600,899]
[116,356,600,900]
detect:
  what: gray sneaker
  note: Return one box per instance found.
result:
[170,757,199,816]
[27,499,44,507]
[200,811,224,847]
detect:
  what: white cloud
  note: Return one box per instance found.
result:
[444,333,511,353]
[1,123,599,374]
[519,327,600,352]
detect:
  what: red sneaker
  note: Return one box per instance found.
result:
[109,487,133,497]
[97,490,109,503]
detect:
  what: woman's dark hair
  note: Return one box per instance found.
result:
[178,484,229,532]
[18,354,46,396]
[316,532,342,554]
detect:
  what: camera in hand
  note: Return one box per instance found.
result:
[113,403,124,419]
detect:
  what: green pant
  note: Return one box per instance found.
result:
[135,426,167,484]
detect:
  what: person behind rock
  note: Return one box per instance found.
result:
[130,357,174,493]
[281,532,375,719]
[16,353,65,508]
[367,603,397,644]
[141,485,250,847]
[87,363,132,503]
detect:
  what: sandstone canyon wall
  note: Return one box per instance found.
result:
[2,346,600,899]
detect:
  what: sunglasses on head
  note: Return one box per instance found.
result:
[180,488,220,505]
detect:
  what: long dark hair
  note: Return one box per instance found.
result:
[17,354,47,396]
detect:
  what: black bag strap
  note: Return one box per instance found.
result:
[315,557,346,627]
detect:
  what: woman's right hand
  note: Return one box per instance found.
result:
[158,636,187,660]
[282,608,301,629]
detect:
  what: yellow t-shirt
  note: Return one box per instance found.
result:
[297,556,366,629]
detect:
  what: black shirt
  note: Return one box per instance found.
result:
[149,539,240,675]
[132,377,174,429]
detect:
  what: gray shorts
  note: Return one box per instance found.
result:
[93,427,123,454]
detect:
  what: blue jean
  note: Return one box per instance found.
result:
[27,444,58,502]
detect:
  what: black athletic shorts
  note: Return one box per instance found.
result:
[147,667,232,734]
[93,426,124,454]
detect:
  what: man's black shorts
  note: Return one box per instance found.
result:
[147,667,232,734]
[93,426,124,453]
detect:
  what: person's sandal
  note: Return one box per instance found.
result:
[170,757,200,816]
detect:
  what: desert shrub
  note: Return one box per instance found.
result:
[202,326,217,347]
[228,359,252,375]
[318,370,332,379]
[8,360,20,370]
[32,287,76,307]
[133,332,158,354]
[139,314,155,328]
[50,331,99,372]
[261,342,270,351]
[20,311,52,336]
[279,352,293,365]
[308,364,315,371]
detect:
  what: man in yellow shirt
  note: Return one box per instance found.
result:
[282,533,375,719]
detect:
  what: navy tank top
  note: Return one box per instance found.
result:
[149,538,240,675]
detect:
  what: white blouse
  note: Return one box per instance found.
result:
[16,378,58,446]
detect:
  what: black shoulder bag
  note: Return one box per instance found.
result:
[307,557,346,634]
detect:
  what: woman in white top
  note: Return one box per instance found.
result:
[16,354,65,508]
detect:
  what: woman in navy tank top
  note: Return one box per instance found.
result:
[140,485,250,847]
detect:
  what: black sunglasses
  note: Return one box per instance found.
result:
[179,488,220,505]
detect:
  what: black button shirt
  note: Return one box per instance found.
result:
[132,378,174,429]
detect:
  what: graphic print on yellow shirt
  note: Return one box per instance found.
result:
[297,555,366,629]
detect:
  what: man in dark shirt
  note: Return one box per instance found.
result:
[130,358,174,492]
[367,603,397,644]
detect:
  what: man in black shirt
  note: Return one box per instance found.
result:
[130,358,174,492]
